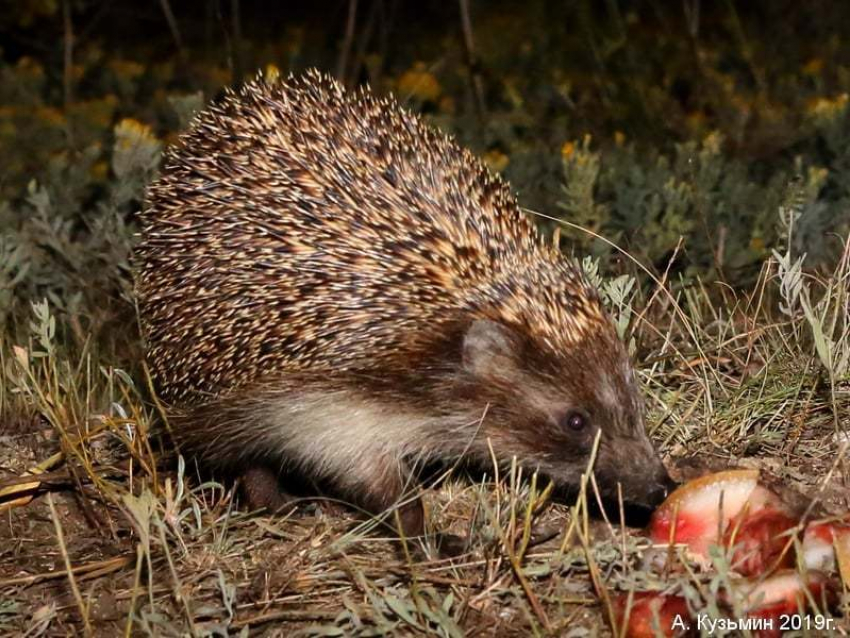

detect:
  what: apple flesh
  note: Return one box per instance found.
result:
[740,570,835,638]
[802,518,850,574]
[723,508,798,577]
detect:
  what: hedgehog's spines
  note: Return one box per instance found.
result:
[136,69,607,404]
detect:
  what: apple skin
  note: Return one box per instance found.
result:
[612,591,694,638]
[648,469,776,564]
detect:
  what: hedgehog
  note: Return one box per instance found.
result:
[135,69,673,540]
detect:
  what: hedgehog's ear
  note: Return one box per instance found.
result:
[462,319,520,378]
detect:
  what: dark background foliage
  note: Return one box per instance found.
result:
[1,0,849,334]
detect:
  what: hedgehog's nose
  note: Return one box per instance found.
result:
[662,473,679,496]
[646,472,679,508]
[645,484,667,508]
[608,470,678,527]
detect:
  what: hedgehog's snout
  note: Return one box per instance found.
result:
[594,432,674,512]
[626,457,677,512]
[644,469,678,508]
[592,454,676,526]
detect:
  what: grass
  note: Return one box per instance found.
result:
[1,212,848,636]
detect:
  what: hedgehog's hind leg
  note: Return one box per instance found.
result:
[239,465,297,514]
[169,398,300,514]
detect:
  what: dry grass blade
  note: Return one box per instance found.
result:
[46,492,93,637]
[0,452,64,512]
[0,556,133,588]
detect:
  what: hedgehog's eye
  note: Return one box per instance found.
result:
[562,410,588,432]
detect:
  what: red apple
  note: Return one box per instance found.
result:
[723,509,798,577]
[612,591,693,638]
[649,469,762,562]
[835,527,850,589]
[741,570,835,638]
[802,518,850,573]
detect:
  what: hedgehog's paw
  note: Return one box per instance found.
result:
[433,532,467,558]
[404,531,468,561]
[239,465,297,514]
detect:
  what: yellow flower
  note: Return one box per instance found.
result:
[482,149,509,173]
[614,131,626,147]
[109,59,145,81]
[702,130,723,154]
[802,58,824,77]
[397,62,441,102]
[264,64,280,83]
[806,93,849,120]
[16,56,45,79]
[749,236,765,252]
[563,135,594,163]
[35,106,66,127]
[809,166,829,185]
[89,161,108,181]
[114,118,157,150]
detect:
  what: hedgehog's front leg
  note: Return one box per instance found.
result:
[332,454,467,556]
[334,452,426,539]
